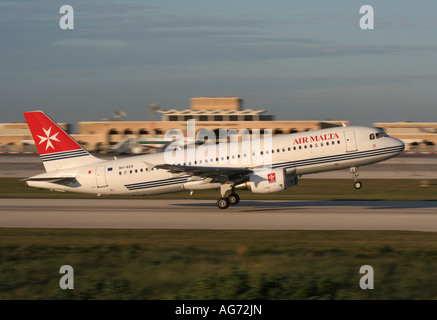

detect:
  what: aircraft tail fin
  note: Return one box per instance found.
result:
[24,111,101,172]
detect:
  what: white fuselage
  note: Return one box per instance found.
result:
[27,126,405,195]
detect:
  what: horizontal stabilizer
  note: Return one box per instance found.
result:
[24,175,79,187]
[25,176,76,182]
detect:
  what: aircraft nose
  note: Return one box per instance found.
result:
[394,137,405,152]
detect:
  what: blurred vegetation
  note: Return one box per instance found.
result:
[0,178,436,200]
[1,229,437,300]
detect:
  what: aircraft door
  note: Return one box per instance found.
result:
[96,165,108,187]
[344,130,358,152]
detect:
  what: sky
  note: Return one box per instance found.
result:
[1,0,437,127]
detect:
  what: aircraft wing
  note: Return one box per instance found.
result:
[154,164,253,183]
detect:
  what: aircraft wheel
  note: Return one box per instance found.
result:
[354,181,363,189]
[217,197,230,210]
[228,193,240,206]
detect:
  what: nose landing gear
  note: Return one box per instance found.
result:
[350,167,362,189]
[354,181,363,190]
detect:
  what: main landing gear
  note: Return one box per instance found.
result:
[217,184,240,209]
[217,193,240,209]
[350,166,362,190]
[228,193,240,205]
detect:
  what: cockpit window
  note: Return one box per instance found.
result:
[370,131,389,140]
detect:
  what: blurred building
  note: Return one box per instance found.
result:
[76,97,347,152]
[374,122,437,153]
[1,97,436,154]
[159,97,272,121]
[0,122,70,153]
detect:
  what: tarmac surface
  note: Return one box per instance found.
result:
[1,154,436,179]
[1,198,436,231]
[1,154,436,232]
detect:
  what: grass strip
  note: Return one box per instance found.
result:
[1,228,436,300]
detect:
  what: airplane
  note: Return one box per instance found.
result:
[23,111,405,209]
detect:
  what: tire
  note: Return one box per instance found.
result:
[217,197,230,209]
[354,181,362,189]
[228,193,240,206]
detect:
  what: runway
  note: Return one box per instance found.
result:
[1,198,436,231]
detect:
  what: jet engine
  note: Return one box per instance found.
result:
[235,168,292,193]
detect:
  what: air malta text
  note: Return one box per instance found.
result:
[293,133,340,145]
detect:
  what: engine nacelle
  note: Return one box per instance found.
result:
[246,168,289,193]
